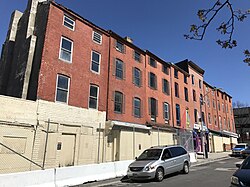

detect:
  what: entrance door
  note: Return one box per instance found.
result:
[59,134,76,167]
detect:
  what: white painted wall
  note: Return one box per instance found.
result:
[0,160,133,187]
[0,95,37,124]
[0,169,55,187]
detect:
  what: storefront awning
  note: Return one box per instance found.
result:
[222,130,238,138]
[208,129,238,138]
[111,120,152,130]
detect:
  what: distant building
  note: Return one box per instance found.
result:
[234,107,250,144]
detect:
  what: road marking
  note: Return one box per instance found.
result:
[215,168,237,171]
[218,161,226,164]
[190,166,209,171]
[235,161,243,165]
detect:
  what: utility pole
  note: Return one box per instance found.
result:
[200,87,221,159]
[199,95,206,159]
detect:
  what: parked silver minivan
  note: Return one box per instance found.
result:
[127,145,190,182]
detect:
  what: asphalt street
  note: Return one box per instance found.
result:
[77,157,244,187]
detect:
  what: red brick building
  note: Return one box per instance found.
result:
[0,0,237,155]
[145,51,172,128]
[36,3,110,112]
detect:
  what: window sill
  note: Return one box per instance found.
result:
[114,111,123,114]
[59,58,72,64]
[115,77,124,80]
[93,40,102,45]
[163,92,170,96]
[89,107,98,110]
[91,70,100,75]
[149,86,157,90]
[55,101,68,105]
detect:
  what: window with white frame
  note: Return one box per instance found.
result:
[92,31,102,44]
[163,102,170,121]
[60,37,73,63]
[63,14,75,30]
[56,74,70,103]
[89,85,99,109]
[91,51,101,73]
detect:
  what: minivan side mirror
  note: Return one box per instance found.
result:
[135,157,138,160]
[236,163,241,168]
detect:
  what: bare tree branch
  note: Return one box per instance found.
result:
[185,0,250,65]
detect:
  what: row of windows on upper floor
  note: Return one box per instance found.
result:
[64,15,167,69]
[57,39,232,114]
[56,74,234,130]
[205,86,231,103]
[55,74,170,121]
[174,69,203,89]
[63,15,205,90]
[63,14,102,44]
[59,36,171,76]
[174,83,232,116]
[62,15,172,73]
[62,15,231,102]
[59,37,170,91]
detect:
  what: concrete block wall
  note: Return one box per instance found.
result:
[0,95,37,124]
[0,95,107,173]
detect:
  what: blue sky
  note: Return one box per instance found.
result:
[0,0,249,105]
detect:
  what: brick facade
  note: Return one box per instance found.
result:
[0,0,236,140]
[37,3,109,111]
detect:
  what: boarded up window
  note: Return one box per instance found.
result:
[1,136,27,154]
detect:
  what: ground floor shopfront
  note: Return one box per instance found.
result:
[192,126,238,154]
[0,95,238,174]
[105,120,178,161]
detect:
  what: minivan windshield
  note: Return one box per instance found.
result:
[235,145,246,149]
[137,149,162,160]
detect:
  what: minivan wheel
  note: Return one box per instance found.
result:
[155,168,164,182]
[182,162,189,174]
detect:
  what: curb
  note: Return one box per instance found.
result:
[191,156,231,167]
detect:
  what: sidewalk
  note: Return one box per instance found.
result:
[192,151,231,167]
